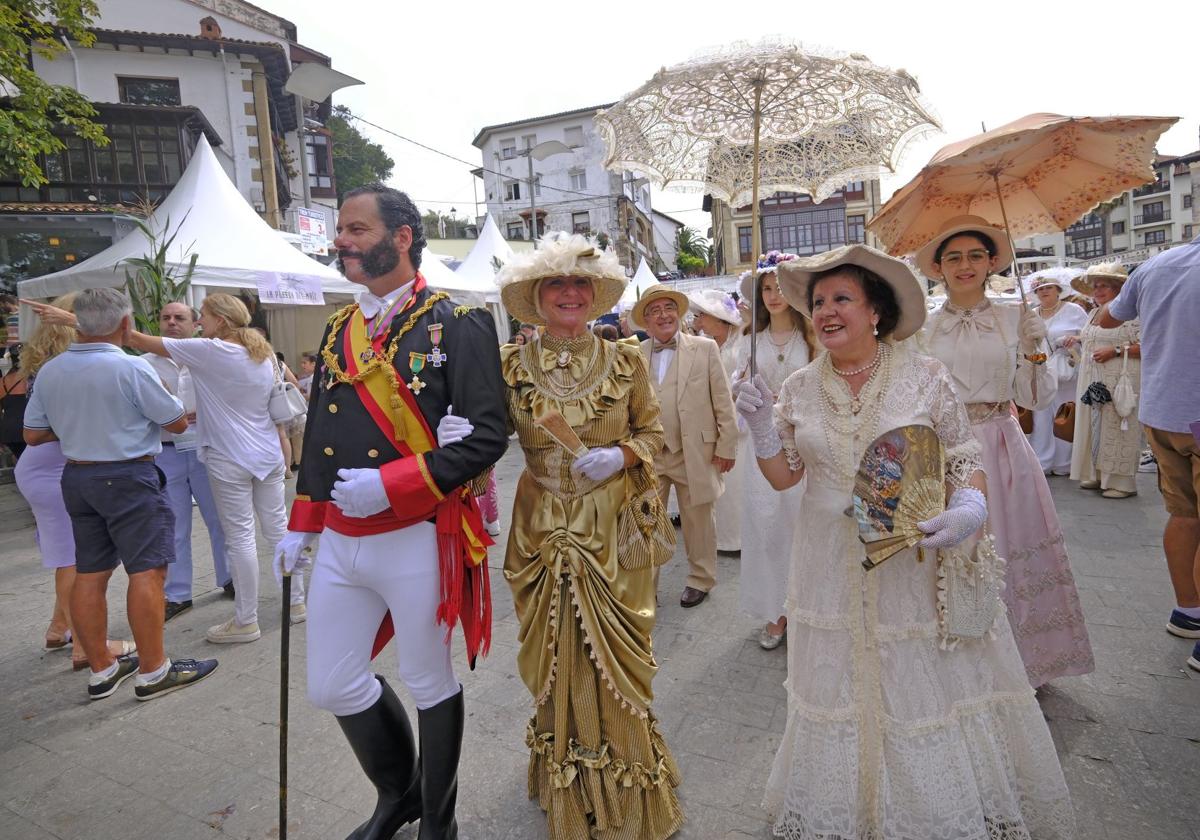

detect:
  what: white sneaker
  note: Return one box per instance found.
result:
[206,618,261,644]
[485,519,501,537]
[1138,451,1158,473]
[289,603,307,625]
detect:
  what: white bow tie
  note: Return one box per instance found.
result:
[356,291,389,320]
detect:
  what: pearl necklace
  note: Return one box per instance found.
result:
[831,345,881,377]
[764,328,799,363]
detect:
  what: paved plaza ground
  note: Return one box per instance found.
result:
[0,447,1197,840]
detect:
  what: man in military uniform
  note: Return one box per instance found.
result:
[275,185,507,840]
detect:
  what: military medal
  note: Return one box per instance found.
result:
[408,351,427,394]
[426,323,448,368]
[359,347,377,364]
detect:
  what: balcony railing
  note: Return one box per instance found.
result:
[1133,180,1170,197]
[1134,209,1171,226]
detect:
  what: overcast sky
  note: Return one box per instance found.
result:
[279,0,1198,236]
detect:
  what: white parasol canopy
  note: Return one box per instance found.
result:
[17,135,349,300]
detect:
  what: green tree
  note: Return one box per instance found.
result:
[327,105,394,199]
[675,226,710,273]
[0,0,109,187]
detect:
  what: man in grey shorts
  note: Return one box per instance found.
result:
[23,288,218,701]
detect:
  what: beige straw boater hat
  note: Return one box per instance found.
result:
[495,232,627,325]
[1071,261,1128,296]
[914,214,1015,278]
[775,243,927,340]
[631,283,689,329]
[687,289,741,326]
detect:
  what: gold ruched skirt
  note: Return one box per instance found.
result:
[505,470,683,839]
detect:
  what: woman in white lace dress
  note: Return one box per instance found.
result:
[689,289,747,553]
[1026,274,1089,475]
[736,253,816,650]
[1066,263,1141,498]
[734,244,1075,840]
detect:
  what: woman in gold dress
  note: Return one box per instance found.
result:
[493,232,682,839]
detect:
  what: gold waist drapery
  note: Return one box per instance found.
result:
[505,470,658,715]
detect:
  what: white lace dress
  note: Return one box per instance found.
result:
[715,332,747,552]
[738,329,811,623]
[1028,302,1089,473]
[763,343,1075,840]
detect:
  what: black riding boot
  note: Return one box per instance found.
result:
[335,676,422,840]
[415,686,464,840]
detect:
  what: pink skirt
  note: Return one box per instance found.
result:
[973,413,1094,687]
[13,441,76,570]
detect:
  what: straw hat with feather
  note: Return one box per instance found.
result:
[495,232,627,325]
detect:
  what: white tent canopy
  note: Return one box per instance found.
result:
[17,135,351,301]
[617,258,660,309]
[453,214,512,296]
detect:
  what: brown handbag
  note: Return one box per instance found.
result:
[1053,402,1075,442]
[1017,406,1034,434]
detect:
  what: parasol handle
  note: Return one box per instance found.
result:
[748,80,764,377]
[991,172,1053,368]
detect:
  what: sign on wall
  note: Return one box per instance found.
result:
[256,271,325,305]
[297,207,329,256]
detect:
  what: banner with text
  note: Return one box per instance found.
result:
[256,271,326,305]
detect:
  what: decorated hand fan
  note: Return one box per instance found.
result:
[849,425,945,570]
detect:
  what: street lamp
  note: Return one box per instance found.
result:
[518,140,571,248]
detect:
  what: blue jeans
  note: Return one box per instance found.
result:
[157,443,230,602]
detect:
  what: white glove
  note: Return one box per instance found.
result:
[274,531,318,587]
[331,468,390,518]
[917,487,987,550]
[734,374,781,459]
[438,404,473,447]
[1018,309,1048,353]
[571,446,626,482]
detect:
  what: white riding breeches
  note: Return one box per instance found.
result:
[305,522,458,716]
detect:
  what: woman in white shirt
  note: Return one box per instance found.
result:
[1025,274,1089,475]
[126,293,305,643]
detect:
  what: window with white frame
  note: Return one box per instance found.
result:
[564,126,584,148]
[521,133,537,151]
[533,176,541,197]
[505,180,521,201]
[569,169,587,191]
[506,222,525,239]
[572,211,590,233]
[500,140,517,159]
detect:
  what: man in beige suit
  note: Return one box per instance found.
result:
[634,285,738,608]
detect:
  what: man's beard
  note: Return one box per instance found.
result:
[338,237,400,280]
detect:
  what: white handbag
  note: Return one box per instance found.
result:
[268,358,308,424]
[936,534,1005,649]
[1112,349,1137,431]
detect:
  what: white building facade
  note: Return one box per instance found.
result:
[472,105,659,274]
[1,0,346,286]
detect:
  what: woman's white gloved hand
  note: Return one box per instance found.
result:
[1018,309,1048,354]
[274,531,318,587]
[331,468,390,518]
[734,374,781,459]
[437,404,473,447]
[571,446,625,482]
[917,487,988,550]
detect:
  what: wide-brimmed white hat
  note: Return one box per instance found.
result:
[496,232,626,325]
[631,284,689,329]
[914,214,1015,278]
[1024,267,1082,297]
[775,243,927,340]
[687,289,741,326]
[1071,261,1128,296]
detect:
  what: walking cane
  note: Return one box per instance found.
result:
[279,572,291,840]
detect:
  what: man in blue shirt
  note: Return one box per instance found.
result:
[1101,233,1200,672]
[24,288,218,701]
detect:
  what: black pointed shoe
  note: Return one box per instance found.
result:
[336,676,422,840]
[416,686,464,840]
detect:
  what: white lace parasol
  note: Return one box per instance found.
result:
[595,40,940,206]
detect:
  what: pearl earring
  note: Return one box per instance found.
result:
[873,323,879,336]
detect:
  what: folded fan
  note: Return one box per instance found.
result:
[850,425,946,570]
[534,409,589,457]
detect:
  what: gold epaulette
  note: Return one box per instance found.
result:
[453,304,476,318]
[328,302,357,325]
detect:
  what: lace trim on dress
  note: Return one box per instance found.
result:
[945,439,984,490]
[526,717,677,791]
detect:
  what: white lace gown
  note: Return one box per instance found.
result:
[1028,302,1089,473]
[764,343,1075,840]
[738,329,810,623]
[715,332,747,552]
